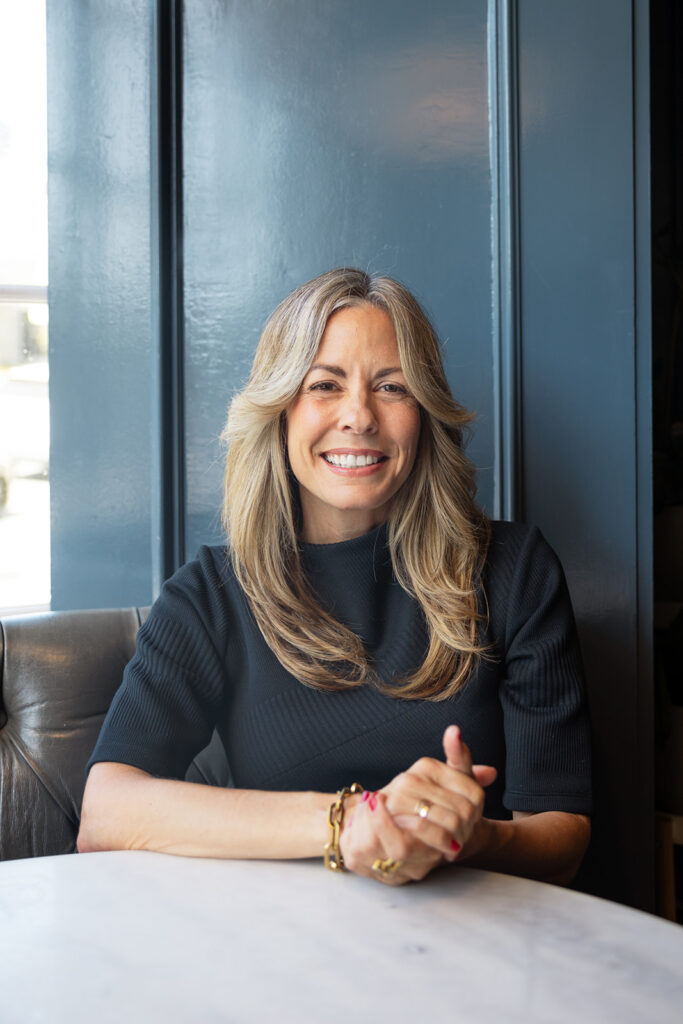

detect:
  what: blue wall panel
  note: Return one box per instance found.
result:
[516,0,652,907]
[47,0,155,609]
[182,0,494,554]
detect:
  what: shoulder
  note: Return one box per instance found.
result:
[143,544,237,641]
[482,521,571,637]
[484,519,560,579]
[162,544,233,601]
[485,519,566,572]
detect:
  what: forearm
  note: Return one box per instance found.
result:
[457,811,591,885]
[78,762,342,860]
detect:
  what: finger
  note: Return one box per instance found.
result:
[370,793,410,863]
[341,793,410,884]
[394,813,463,861]
[400,780,484,849]
[472,764,497,788]
[382,765,485,824]
[444,726,497,788]
[367,794,423,885]
[443,724,473,775]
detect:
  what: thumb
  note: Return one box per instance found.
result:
[444,725,498,788]
[443,725,473,774]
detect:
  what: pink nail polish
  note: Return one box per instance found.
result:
[369,792,378,811]
[361,790,370,803]
[450,839,461,852]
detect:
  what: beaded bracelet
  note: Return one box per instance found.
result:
[323,783,363,871]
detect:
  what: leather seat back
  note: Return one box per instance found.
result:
[0,607,230,860]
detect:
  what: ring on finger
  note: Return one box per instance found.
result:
[414,800,432,819]
[372,857,403,876]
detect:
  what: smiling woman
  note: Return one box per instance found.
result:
[80,268,591,890]
[222,269,488,697]
[286,304,421,543]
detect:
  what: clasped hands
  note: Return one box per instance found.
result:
[338,725,497,885]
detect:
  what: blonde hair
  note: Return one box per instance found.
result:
[222,268,490,700]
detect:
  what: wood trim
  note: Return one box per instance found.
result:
[488,0,523,522]
[152,0,186,596]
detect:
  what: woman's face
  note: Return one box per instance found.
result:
[286,303,421,544]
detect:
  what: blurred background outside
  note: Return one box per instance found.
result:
[0,0,50,612]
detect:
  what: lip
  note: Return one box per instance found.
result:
[322,448,387,457]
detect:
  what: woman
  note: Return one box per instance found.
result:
[79,268,591,886]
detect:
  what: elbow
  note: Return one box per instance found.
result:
[77,789,110,853]
[77,776,115,853]
[549,861,582,887]
[76,818,97,854]
[77,761,147,853]
[551,814,592,887]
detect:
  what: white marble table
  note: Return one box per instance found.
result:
[1,852,682,1023]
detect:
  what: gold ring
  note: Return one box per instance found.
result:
[371,857,402,876]
[414,800,432,819]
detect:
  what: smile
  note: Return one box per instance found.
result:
[322,453,387,468]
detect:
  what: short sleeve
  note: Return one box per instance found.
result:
[498,526,592,814]
[87,548,228,779]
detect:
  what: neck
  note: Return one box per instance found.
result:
[299,498,390,545]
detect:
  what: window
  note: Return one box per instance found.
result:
[0,0,50,611]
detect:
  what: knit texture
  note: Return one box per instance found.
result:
[89,521,592,818]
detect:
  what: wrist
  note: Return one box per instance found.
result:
[459,816,498,862]
[323,783,364,872]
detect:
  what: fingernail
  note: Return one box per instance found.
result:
[369,792,378,811]
[361,790,370,803]
[453,726,461,742]
[450,839,461,852]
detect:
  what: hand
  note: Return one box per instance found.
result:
[338,789,444,886]
[338,726,497,885]
[380,725,497,862]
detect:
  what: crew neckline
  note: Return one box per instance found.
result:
[299,520,388,552]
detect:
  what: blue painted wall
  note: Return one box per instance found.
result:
[46,0,652,909]
[47,0,155,608]
[515,0,652,908]
[182,0,494,553]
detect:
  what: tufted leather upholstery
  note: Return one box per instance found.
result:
[0,607,231,861]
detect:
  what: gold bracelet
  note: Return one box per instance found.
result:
[324,783,363,872]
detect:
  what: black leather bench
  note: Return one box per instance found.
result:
[0,607,229,860]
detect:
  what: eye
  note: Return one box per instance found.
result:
[378,382,408,395]
[308,380,338,393]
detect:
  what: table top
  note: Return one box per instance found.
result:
[1,851,682,1023]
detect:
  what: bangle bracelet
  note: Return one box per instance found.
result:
[324,783,363,872]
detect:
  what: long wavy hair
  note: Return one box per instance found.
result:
[222,268,490,700]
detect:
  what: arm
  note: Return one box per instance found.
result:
[78,749,477,870]
[458,809,591,886]
[459,525,593,884]
[370,726,590,886]
[77,760,462,878]
[445,726,590,885]
[78,762,335,859]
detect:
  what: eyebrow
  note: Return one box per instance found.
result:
[307,363,404,379]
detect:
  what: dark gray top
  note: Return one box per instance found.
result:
[89,521,592,819]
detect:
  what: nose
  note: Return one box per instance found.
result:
[339,385,377,435]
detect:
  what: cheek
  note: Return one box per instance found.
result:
[286,400,325,459]
[397,406,421,461]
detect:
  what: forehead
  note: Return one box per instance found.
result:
[316,304,399,360]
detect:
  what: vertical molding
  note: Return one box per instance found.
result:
[488,0,523,522]
[632,0,654,913]
[151,0,186,597]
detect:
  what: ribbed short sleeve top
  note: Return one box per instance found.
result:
[88,520,592,819]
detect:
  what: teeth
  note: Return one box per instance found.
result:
[324,453,382,468]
